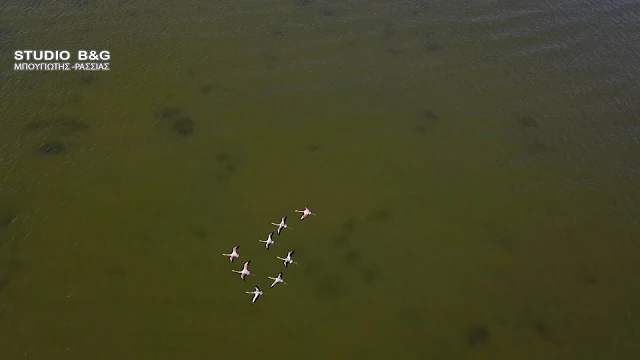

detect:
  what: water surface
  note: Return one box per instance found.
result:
[1,0,639,359]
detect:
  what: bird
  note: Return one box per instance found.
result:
[222,246,240,262]
[272,216,291,235]
[268,272,288,288]
[259,232,275,250]
[232,261,255,280]
[246,286,263,304]
[295,207,315,220]
[277,251,297,268]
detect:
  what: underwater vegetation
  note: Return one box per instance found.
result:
[154,107,195,139]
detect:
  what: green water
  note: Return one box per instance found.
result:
[1,0,640,359]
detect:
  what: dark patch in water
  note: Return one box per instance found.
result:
[304,259,324,275]
[320,6,335,17]
[496,236,515,252]
[25,117,89,135]
[155,107,182,124]
[342,218,357,233]
[298,0,313,8]
[216,152,231,163]
[0,28,16,54]
[55,117,89,134]
[384,47,402,56]
[367,209,393,223]
[467,325,491,347]
[517,116,539,129]
[344,249,360,265]
[77,74,95,85]
[316,275,343,298]
[200,83,213,94]
[104,266,126,277]
[271,29,285,38]
[154,107,195,138]
[397,307,425,326]
[423,110,440,121]
[25,121,48,131]
[583,274,598,286]
[76,0,91,9]
[38,142,65,155]
[333,236,348,246]
[426,43,443,52]
[0,212,17,227]
[215,152,239,174]
[534,322,553,342]
[361,269,379,283]
[171,117,195,138]
[192,228,207,241]
[414,125,427,133]
[215,172,230,181]
[26,0,43,8]
[381,23,396,37]
[305,144,322,154]
[522,137,547,152]
[0,278,9,293]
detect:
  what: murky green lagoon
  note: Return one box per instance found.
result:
[1,0,640,358]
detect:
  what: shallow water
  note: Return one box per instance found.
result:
[1,0,640,359]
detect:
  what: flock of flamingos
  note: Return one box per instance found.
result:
[222,207,315,304]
